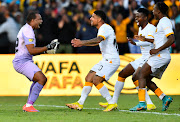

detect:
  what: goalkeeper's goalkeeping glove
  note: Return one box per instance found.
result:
[45,39,60,54]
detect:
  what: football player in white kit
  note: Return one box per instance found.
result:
[99,8,156,111]
[130,2,174,111]
[66,10,120,111]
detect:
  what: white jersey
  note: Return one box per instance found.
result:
[97,24,119,59]
[13,23,36,63]
[154,17,174,55]
[136,23,156,58]
[130,23,156,70]
[146,17,174,79]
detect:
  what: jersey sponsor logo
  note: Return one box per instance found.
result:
[29,38,34,42]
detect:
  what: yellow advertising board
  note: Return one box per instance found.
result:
[0,54,180,96]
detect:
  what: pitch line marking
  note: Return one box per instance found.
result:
[34,104,180,117]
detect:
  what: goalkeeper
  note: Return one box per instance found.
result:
[12,11,59,112]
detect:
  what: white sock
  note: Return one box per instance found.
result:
[99,85,113,104]
[112,80,124,103]
[145,90,153,104]
[78,86,92,105]
[26,103,32,107]
[159,93,166,100]
[136,86,153,104]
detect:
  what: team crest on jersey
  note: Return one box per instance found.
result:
[29,39,34,42]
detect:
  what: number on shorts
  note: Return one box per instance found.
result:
[98,65,103,71]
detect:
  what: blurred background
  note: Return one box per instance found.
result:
[0,0,179,55]
[0,1,180,119]
[0,0,180,96]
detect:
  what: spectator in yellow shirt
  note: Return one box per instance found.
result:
[109,5,133,55]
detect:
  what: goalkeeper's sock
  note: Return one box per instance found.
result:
[97,83,113,104]
[28,82,43,105]
[26,103,33,107]
[78,82,93,105]
[154,88,165,100]
[27,81,36,102]
[112,77,125,103]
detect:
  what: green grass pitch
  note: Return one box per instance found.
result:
[0,95,180,121]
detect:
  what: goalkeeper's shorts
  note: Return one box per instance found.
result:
[13,60,41,81]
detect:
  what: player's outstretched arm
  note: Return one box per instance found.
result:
[71,36,104,47]
[83,43,99,46]
[26,44,47,55]
[26,39,59,55]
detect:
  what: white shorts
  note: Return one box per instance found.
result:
[147,54,171,79]
[91,58,120,81]
[130,56,147,70]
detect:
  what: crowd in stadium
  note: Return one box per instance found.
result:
[0,0,179,54]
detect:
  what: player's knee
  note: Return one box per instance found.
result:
[44,76,47,82]
[118,71,122,77]
[118,71,126,78]
[93,80,101,86]
[132,77,136,82]
[85,76,92,82]
[146,82,150,88]
[138,71,145,79]
[43,77,47,84]
[39,76,47,86]
[132,74,138,82]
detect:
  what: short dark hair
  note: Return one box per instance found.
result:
[94,10,106,22]
[26,11,39,23]
[156,2,169,15]
[137,8,149,17]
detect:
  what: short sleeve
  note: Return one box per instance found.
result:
[22,30,35,45]
[161,19,174,37]
[97,25,110,40]
[147,26,156,39]
[122,17,131,25]
[111,19,116,26]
